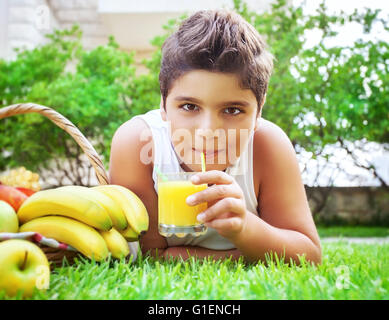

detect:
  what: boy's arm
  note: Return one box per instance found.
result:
[247,121,322,263]
[184,120,322,265]
[232,122,322,264]
[108,118,167,254]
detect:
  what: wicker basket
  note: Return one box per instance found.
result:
[0,103,111,267]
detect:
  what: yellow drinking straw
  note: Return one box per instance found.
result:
[201,152,206,172]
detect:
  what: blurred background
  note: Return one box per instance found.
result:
[0,0,388,227]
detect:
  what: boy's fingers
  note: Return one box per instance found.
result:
[197,198,244,222]
[205,216,243,232]
[191,170,233,185]
[186,184,242,206]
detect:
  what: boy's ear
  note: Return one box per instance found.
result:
[160,96,167,121]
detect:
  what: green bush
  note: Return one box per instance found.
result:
[0,0,387,187]
[0,26,138,184]
[234,0,388,152]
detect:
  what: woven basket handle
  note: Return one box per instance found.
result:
[0,103,109,185]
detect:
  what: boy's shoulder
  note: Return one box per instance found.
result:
[253,117,296,163]
[254,117,291,143]
[252,117,302,205]
[113,117,152,147]
[109,116,155,193]
[110,117,154,168]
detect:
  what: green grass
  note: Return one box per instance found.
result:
[317,226,389,238]
[1,241,388,300]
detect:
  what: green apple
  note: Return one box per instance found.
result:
[0,200,19,233]
[0,239,50,298]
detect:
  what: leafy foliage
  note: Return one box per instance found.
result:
[0,1,387,187]
[234,0,388,152]
[0,26,137,184]
[234,0,388,186]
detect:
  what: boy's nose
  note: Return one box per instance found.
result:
[195,114,220,135]
[196,128,218,139]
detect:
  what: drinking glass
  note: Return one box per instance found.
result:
[158,172,208,237]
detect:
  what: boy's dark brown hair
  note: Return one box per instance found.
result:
[159,9,274,112]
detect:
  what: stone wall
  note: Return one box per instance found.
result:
[47,0,109,50]
[3,0,59,60]
[1,0,152,72]
[2,0,110,60]
[305,186,389,226]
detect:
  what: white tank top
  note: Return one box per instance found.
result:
[131,109,258,250]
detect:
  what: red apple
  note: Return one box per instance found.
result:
[0,185,28,212]
[15,187,36,197]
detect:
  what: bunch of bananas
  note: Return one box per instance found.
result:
[0,167,41,191]
[17,185,149,261]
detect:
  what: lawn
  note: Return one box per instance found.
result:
[317,226,389,238]
[2,240,388,300]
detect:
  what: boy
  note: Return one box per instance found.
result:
[109,9,322,264]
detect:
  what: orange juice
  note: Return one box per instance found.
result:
[157,172,208,237]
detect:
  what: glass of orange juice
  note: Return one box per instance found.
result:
[158,172,208,237]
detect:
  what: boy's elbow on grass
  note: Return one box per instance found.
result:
[313,243,323,265]
[309,235,323,265]
[297,242,323,266]
[299,243,322,266]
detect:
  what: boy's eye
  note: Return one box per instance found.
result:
[181,104,199,112]
[180,104,243,116]
[224,107,243,116]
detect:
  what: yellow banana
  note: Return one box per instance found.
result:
[17,187,112,231]
[99,228,130,259]
[57,185,128,230]
[19,216,109,261]
[119,225,139,242]
[92,185,149,235]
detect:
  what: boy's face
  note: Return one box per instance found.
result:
[161,70,262,172]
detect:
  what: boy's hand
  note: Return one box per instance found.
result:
[186,170,248,240]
